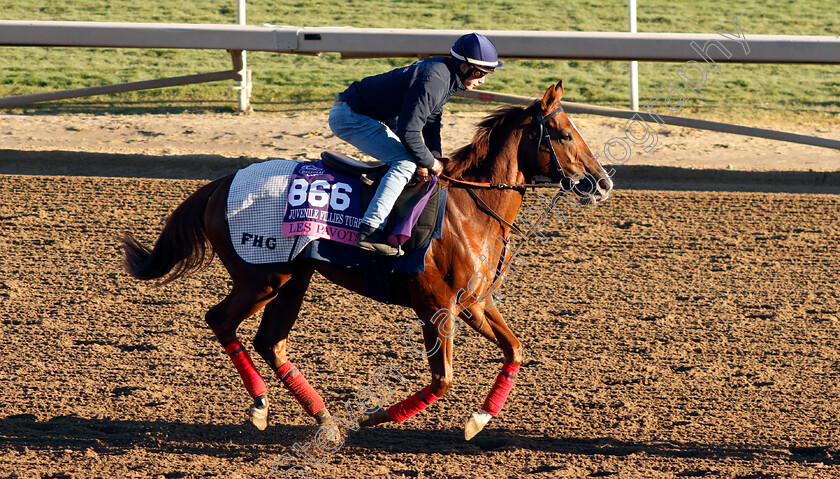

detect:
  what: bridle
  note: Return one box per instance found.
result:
[441,101,576,192]
[439,101,578,240]
[437,100,607,299]
[534,103,577,191]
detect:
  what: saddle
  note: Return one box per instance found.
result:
[320,151,442,251]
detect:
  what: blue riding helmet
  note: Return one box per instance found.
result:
[450,33,504,70]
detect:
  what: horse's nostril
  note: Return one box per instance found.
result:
[573,175,597,197]
[561,177,576,191]
[597,177,613,192]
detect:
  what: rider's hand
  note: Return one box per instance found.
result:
[431,158,445,176]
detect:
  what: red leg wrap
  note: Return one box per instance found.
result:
[482,363,520,416]
[387,386,440,423]
[224,340,267,398]
[276,361,326,416]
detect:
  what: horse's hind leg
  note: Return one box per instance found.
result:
[205,277,286,430]
[252,263,331,426]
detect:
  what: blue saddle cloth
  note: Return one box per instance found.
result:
[301,188,447,304]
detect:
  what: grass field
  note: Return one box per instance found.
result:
[1,0,838,124]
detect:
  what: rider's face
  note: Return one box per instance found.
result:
[460,63,492,90]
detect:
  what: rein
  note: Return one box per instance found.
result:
[465,187,528,239]
[439,175,569,190]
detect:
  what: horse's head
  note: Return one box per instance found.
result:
[523,81,614,205]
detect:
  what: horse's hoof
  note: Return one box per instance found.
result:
[314,419,345,447]
[249,394,269,431]
[314,408,332,425]
[464,410,492,440]
[359,408,391,428]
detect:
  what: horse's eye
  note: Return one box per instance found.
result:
[561,132,572,142]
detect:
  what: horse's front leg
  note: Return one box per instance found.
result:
[360,308,453,427]
[460,301,523,440]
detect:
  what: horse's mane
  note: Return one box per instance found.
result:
[446,104,531,179]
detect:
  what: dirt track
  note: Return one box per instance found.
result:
[1,163,839,478]
[1,109,840,478]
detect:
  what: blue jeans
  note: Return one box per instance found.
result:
[329,100,417,230]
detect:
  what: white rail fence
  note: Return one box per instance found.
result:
[0,20,838,149]
[3,21,839,61]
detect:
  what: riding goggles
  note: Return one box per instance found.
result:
[469,66,493,78]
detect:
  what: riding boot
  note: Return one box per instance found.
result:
[356,224,403,257]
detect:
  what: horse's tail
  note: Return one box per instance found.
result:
[120,176,227,285]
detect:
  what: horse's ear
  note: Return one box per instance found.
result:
[541,80,565,110]
[540,84,556,110]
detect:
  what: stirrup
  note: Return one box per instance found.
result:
[357,226,404,257]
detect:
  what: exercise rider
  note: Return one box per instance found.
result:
[329,32,504,256]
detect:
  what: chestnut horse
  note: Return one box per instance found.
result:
[120,82,613,440]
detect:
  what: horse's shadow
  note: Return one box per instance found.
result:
[0,413,277,459]
[345,426,837,466]
[2,414,835,466]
